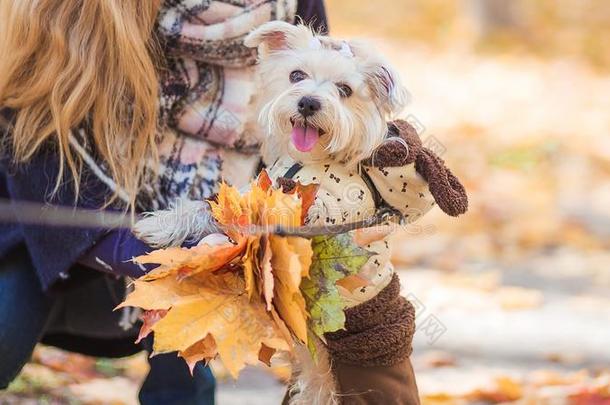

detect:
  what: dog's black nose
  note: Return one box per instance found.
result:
[298,96,321,117]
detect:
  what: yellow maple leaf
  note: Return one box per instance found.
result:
[269,235,311,343]
[150,272,289,378]
[117,276,199,311]
[286,236,313,278]
[259,190,302,228]
[208,182,248,231]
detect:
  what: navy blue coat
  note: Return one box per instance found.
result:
[0,109,113,291]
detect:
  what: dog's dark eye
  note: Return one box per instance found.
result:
[289,70,308,83]
[336,83,353,98]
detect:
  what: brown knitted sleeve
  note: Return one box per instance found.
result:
[324,274,415,367]
[362,118,468,217]
[415,148,468,217]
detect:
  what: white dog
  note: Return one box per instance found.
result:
[136,21,467,405]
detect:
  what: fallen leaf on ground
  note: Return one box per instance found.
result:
[496,286,544,310]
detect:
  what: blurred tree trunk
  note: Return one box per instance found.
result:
[467,0,521,37]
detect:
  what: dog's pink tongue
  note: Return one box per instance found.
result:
[291,124,320,152]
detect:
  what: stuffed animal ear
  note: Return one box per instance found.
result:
[364,120,422,167]
[415,148,468,217]
[244,21,314,58]
[349,40,409,116]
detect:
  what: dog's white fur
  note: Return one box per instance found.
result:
[133,197,219,248]
[288,340,337,405]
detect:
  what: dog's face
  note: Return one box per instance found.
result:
[245,22,408,166]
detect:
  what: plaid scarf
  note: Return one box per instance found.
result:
[74,0,297,211]
[157,0,296,150]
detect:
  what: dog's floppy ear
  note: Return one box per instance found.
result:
[349,40,409,116]
[244,21,313,58]
[365,61,409,116]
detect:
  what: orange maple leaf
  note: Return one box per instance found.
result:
[136,234,246,281]
[257,170,273,191]
[295,183,320,225]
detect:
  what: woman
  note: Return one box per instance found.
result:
[0,0,327,403]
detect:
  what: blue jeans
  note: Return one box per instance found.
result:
[0,245,215,404]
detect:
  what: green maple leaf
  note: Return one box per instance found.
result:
[300,233,373,342]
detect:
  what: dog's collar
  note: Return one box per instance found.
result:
[282,162,304,180]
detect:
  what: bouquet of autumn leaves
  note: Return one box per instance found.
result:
[118,172,375,377]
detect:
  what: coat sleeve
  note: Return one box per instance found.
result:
[77,228,153,278]
[362,120,468,221]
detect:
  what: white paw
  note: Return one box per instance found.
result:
[132,198,219,248]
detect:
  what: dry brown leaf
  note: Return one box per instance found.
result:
[258,343,276,367]
[257,170,273,191]
[336,274,372,293]
[136,309,168,344]
[353,225,394,247]
[295,183,320,225]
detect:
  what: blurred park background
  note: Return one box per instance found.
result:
[2,1,609,404]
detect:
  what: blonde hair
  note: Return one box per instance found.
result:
[0,0,162,209]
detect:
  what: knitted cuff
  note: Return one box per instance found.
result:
[324,274,416,367]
